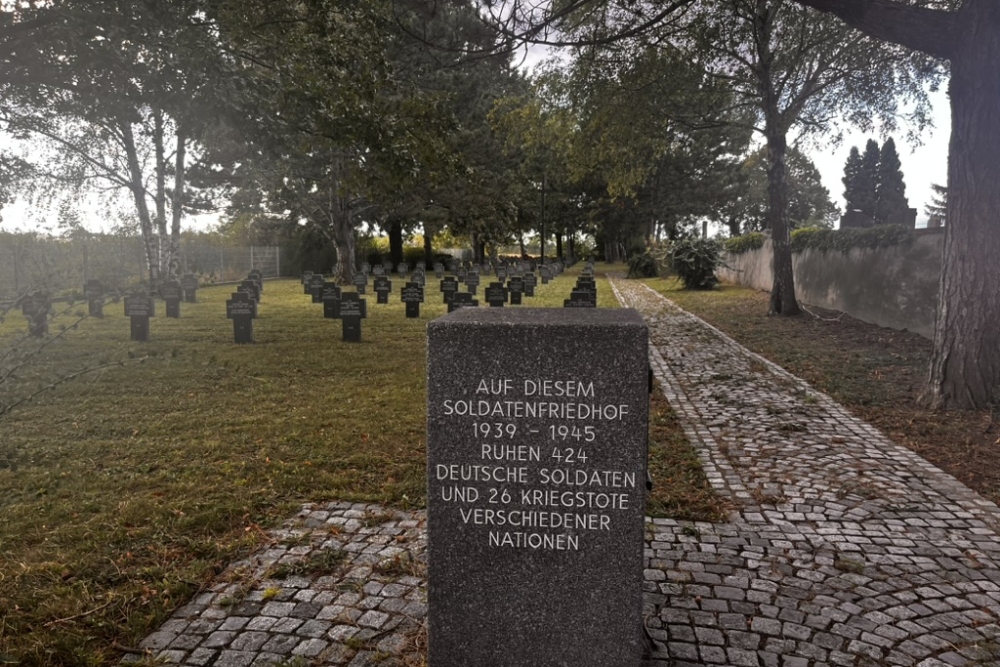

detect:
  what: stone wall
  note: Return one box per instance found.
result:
[718,229,943,339]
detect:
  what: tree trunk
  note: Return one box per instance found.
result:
[555,232,563,260]
[765,131,800,316]
[923,2,1000,409]
[388,217,404,267]
[168,122,187,281]
[119,115,158,285]
[153,109,168,278]
[423,223,435,264]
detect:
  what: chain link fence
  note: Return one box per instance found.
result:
[0,234,288,300]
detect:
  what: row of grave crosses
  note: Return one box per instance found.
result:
[15,273,204,339]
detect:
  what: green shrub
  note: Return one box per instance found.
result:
[791,224,913,254]
[665,238,722,290]
[724,232,765,255]
[627,252,659,278]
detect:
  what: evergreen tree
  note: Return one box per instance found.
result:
[842,146,863,211]
[875,137,909,224]
[925,183,947,222]
[856,139,880,219]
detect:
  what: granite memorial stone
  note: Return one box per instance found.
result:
[427,308,649,667]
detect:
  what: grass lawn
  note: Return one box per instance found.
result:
[642,276,1000,508]
[0,266,719,666]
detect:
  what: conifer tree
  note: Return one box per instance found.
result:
[925,183,947,221]
[842,146,863,212]
[875,137,909,224]
[856,139,880,219]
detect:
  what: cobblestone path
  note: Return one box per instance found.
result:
[127,280,1000,667]
[611,278,1000,667]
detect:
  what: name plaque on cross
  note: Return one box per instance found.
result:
[427,308,648,667]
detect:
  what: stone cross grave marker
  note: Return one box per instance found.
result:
[397,262,409,276]
[400,281,424,318]
[464,271,480,295]
[427,308,649,667]
[339,292,367,342]
[484,282,508,307]
[160,280,183,318]
[181,273,199,303]
[352,272,368,295]
[361,262,371,275]
[373,264,385,276]
[226,291,257,344]
[507,275,525,305]
[440,276,459,304]
[124,292,154,342]
[434,262,445,279]
[374,276,393,305]
[248,269,264,293]
[84,279,105,318]
[523,271,537,297]
[447,291,478,313]
[307,274,326,302]
[321,283,342,319]
[237,279,260,304]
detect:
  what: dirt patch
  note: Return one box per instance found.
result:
[655,280,1000,506]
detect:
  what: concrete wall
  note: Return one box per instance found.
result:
[718,229,943,339]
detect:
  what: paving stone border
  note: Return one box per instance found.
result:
[128,281,1000,667]
[125,503,428,667]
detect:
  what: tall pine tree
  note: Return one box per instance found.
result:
[856,138,880,219]
[875,137,909,224]
[842,146,863,211]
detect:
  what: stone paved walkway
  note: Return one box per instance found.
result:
[127,280,1000,667]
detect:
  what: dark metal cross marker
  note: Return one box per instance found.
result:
[124,293,154,342]
[226,291,257,344]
